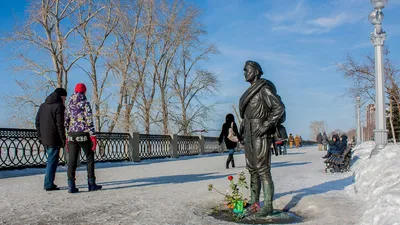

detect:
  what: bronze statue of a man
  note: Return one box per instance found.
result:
[239,60,285,216]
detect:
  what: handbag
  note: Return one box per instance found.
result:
[227,122,239,143]
[275,124,288,140]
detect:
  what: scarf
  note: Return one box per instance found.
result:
[239,79,269,119]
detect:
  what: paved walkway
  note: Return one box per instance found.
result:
[0,146,361,225]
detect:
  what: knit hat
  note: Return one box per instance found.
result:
[74,83,87,93]
[54,88,67,97]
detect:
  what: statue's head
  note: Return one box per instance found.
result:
[243,60,263,83]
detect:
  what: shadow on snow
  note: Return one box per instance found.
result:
[274,176,354,211]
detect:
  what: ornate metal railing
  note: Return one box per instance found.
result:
[78,132,130,163]
[139,134,171,159]
[0,128,222,170]
[177,135,200,156]
[0,128,56,168]
[204,136,223,154]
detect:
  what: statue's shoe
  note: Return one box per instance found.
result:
[254,206,273,217]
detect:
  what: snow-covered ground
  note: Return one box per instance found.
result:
[0,144,398,224]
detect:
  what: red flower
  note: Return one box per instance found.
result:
[228,175,233,181]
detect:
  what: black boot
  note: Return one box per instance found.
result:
[68,180,79,193]
[88,178,102,192]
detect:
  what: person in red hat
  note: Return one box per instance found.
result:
[64,83,102,193]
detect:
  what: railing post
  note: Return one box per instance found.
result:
[129,132,141,162]
[170,134,179,158]
[199,135,205,155]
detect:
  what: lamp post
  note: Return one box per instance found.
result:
[356,96,362,145]
[369,0,388,156]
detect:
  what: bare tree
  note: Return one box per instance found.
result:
[309,120,328,140]
[347,128,356,143]
[152,0,204,134]
[171,63,219,135]
[3,0,101,125]
[75,0,118,132]
[106,0,144,133]
[134,0,157,134]
[338,47,400,142]
[330,129,344,138]
[232,104,242,124]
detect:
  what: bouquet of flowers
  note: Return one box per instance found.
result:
[208,171,249,213]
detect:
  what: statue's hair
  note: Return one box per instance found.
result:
[245,60,263,77]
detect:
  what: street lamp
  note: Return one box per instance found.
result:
[369,0,388,157]
[356,96,362,145]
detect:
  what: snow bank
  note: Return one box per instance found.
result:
[350,142,400,225]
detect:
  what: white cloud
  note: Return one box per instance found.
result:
[272,25,328,35]
[266,1,367,35]
[308,13,349,29]
[265,0,307,23]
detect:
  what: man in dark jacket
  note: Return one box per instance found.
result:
[239,60,285,216]
[35,88,67,191]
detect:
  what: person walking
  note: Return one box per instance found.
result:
[218,113,240,169]
[35,88,68,191]
[65,83,102,193]
[288,134,294,149]
[294,135,300,148]
[316,132,323,151]
[322,132,329,151]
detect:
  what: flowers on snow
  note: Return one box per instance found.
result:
[208,171,249,209]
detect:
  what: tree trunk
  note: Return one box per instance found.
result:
[108,85,125,132]
[389,100,397,144]
[161,90,169,134]
[92,70,101,132]
[124,104,133,133]
[181,103,187,135]
[144,104,151,135]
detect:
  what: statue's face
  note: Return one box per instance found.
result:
[243,64,258,83]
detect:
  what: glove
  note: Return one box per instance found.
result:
[90,136,97,151]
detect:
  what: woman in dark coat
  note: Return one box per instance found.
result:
[218,114,240,169]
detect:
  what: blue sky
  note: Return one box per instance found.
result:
[1,0,400,139]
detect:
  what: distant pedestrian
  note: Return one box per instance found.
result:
[288,134,294,148]
[35,88,67,191]
[322,132,329,151]
[316,132,323,151]
[299,136,303,147]
[218,113,240,169]
[65,83,102,193]
[294,135,300,148]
